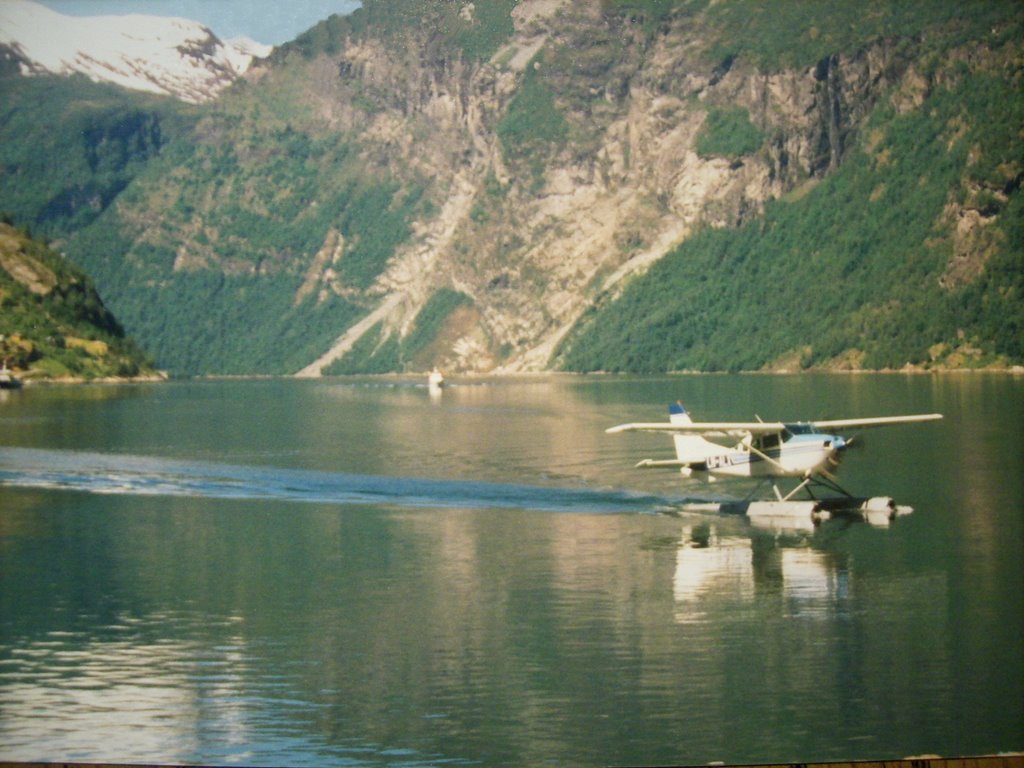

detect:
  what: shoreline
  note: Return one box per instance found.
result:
[7,365,1022,386]
[14,372,168,386]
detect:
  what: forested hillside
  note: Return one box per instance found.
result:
[0,221,157,380]
[0,0,1020,375]
[0,76,194,234]
[559,66,1023,371]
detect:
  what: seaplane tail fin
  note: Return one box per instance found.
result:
[669,403,721,464]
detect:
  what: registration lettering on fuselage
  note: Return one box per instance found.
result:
[706,454,735,470]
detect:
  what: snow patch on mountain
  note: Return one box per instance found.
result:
[0,0,272,103]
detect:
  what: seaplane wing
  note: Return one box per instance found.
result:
[807,414,943,430]
[605,421,786,438]
[606,413,943,437]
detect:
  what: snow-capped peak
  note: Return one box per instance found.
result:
[0,0,273,103]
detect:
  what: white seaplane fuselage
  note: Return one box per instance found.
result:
[620,403,847,480]
[680,427,844,479]
[607,403,942,483]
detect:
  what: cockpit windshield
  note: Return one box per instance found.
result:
[783,423,819,437]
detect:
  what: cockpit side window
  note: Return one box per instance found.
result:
[754,433,781,451]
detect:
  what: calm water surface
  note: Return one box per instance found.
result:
[0,374,1021,766]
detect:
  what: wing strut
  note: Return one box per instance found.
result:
[746,442,788,475]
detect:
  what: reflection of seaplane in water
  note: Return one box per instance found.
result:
[672,522,848,623]
[667,524,860,626]
[607,402,942,528]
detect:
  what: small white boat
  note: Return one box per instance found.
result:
[428,369,445,390]
[0,361,22,390]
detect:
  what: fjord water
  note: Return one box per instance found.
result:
[0,374,1021,766]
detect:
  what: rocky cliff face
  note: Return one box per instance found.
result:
[285,0,923,374]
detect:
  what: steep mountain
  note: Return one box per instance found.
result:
[0,0,270,103]
[0,220,157,380]
[0,75,196,237]
[0,0,1020,375]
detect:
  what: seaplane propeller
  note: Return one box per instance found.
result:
[826,435,851,467]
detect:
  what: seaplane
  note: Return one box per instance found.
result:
[607,402,943,529]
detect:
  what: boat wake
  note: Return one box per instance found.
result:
[0,447,674,514]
